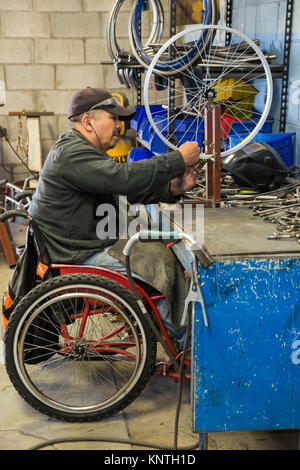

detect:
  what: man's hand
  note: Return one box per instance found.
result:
[170,165,203,196]
[178,141,200,167]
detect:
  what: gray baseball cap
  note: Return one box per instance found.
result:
[68,87,136,120]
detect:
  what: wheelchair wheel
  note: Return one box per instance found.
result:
[5,273,157,422]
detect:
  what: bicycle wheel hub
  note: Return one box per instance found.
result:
[204,88,217,102]
[72,339,89,360]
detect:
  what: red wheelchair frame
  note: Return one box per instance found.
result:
[1,210,193,422]
[50,262,191,379]
[1,209,191,379]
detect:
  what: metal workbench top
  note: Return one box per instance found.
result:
[159,205,300,263]
[203,207,300,258]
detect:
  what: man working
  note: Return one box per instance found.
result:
[28,87,201,348]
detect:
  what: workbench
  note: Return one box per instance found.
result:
[156,205,300,449]
[188,207,300,448]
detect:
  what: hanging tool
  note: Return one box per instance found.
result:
[181,259,209,328]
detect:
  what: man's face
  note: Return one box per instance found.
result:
[90,110,123,152]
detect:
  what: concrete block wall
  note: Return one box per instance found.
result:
[232,0,300,165]
[2,0,298,179]
[0,0,140,182]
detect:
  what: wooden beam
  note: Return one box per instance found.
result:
[0,220,16,267]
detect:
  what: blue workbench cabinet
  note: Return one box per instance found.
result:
[191,256,300,432]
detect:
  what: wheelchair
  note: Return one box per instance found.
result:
[1,210,197,423]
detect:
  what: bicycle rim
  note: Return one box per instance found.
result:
[106,0,163,62]
[129,0,214,74]
[143,24,273,157]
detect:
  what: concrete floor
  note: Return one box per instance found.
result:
[0,226,299,451]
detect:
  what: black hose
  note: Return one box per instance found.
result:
[28,435,199,451]
[5,136,39,181]
[173,310,192,450]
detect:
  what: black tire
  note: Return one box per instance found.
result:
[0,209,27,223]
[5,273,157,422]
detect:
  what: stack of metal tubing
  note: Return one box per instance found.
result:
[186,172,300,245]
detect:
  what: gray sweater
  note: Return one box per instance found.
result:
[28,129,186,263]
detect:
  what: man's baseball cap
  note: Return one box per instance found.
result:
[68,87,136,121]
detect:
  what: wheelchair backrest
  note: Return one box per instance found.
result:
[2,218,51,329]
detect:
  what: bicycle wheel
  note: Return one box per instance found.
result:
[143,24,273,158]
[129,0,218,74]
[5,273,157,422]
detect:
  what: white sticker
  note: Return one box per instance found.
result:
[0,80,6,107]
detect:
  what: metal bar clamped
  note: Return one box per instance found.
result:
[123,230,209,328]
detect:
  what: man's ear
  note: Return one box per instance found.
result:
[82,114,93,132]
